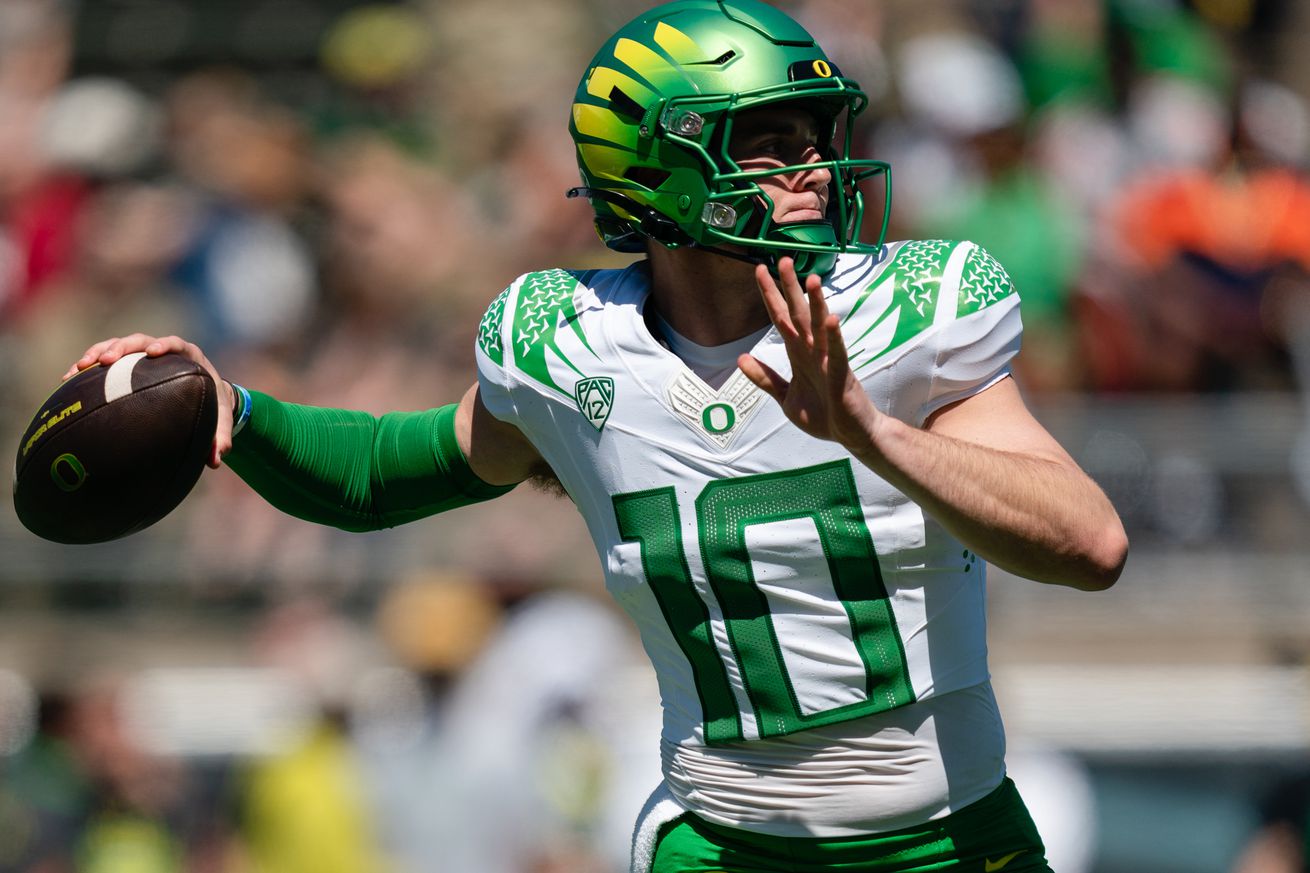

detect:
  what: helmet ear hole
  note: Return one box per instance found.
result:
[623,167,672,190]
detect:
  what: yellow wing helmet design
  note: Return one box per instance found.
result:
[567,0,890,277]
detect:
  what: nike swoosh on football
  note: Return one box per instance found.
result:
[984,850,1025,872]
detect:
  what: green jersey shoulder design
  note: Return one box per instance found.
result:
[958,243,1017,317]
[476,286,510,366]
[474,242,1020,747]
[835,239,1016,377]
[479,268,603,399]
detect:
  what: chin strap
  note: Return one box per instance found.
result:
[768,221,839,277]
[568,186,691,249]
[566,186,829,277]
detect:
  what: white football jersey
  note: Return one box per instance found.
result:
[475,240,1021,752]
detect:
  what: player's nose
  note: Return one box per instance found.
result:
[789,148,831,193]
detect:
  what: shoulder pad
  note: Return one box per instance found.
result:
[839,240,962,369]
[477,286,511,367]
[483,269,602,399]
[956,245,1016,317]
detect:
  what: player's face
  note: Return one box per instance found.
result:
[727,105,831,224]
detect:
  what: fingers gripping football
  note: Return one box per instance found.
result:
[65,334,234,468]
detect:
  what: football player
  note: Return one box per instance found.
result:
[68,1,1127,870]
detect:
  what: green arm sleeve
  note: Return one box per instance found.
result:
[223,391,516,532]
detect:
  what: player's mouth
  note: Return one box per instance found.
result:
[775,197,827,223]
[777,208,826,222]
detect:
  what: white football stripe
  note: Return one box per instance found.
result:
[933,241,973,327]
[104,352,146,403]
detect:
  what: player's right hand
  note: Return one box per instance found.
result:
[65,334,235,469]
[740,258,882,454]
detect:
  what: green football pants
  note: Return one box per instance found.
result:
[650,778,1052,873]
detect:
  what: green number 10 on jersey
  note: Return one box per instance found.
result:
[613,460,915,744]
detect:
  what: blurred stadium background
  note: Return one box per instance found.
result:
[3,0,1310,870]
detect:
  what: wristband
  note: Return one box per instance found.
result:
[230,382,253,436]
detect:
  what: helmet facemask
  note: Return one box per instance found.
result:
[686,92,891,276]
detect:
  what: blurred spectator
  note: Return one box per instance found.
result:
[0,688,83,872]
[234,599,391,873]
[1016,0,1115,111]
[356,573,661,873]
[879,28,1088,389]
[0,0,75,316]
[237,719,389,873]
[316,2,439,154]
[476,114,615,274]
[1232,770,1310,873]
[1110,0,1233,98]
[1,675,238,873]
[315,132,490,344]
[420,0,598,170]
[164,69,318,357]
[4,173,201,472]
[1082,75,1310,392]
[176,133,497,596]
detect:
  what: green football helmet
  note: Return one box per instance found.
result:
[567,0,890,277]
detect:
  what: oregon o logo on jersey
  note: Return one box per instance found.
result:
[701,403,735,433]
[666,371,765,450]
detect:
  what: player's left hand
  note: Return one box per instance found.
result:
[738,257,883,453]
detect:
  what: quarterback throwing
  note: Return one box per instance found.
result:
[68,2,1127,871]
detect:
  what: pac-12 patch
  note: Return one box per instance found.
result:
[575,376,615,431]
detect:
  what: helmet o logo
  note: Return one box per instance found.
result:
[702,403,735,434]
[812,60,832,78]
[50,453,88,492]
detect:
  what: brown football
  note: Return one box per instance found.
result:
[12,352,217,544]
